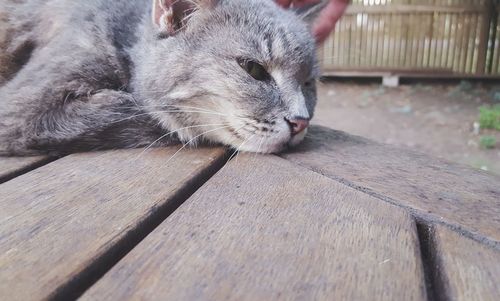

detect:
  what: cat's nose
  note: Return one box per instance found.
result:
[285,117,310,136]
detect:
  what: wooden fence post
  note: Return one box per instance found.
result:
[475,0,493,74]
[319,0,500,78]
[486,1,499,74]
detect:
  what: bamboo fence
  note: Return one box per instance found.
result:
[320,0,500,78]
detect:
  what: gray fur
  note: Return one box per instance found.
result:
[0,0,319,155]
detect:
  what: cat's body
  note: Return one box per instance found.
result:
[0,0,319,155]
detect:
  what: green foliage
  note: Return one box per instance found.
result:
[479,105,500,131]
[480,136,497,149]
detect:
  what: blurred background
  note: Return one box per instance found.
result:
[314,0,500,175]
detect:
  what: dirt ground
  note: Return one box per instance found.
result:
[314,79,500,176]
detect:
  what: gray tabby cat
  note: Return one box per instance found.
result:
[0,0,320,156]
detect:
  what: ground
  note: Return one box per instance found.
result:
[314,79,500,176]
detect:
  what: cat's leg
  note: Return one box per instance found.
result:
[1,88,170,156]
[0,5,36,85]
[0,40,35,85]
[0,46,170,155]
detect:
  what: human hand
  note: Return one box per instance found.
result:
[276,0,349,43]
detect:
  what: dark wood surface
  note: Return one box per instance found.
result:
[82,155,426,301]
[0,126,498,300]
[0,147,226,300]
[281,126,500,246]
[433,225,500,301]
[0,156,53,183]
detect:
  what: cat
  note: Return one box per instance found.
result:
[0,0,321,156]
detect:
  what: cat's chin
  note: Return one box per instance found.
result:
[288,128,308,148]
[237,141,286,154]
[232,128,308,154]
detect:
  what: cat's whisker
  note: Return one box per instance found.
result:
[232,134,258,169]
[160,105,223,114]
[296,2,325,22]
[230,133,256,162]
[162,125,231,167]
[153,94,229,114]
[5,0,320,156]
[137,95,251,122]
[124,103,225,115]
[120,100,242,119]
[137,123,227,158]
[149,109,229,117]
[253,135,265,162]
[107,109,231,125]
[167,107,230,117]
[217,131,256,176]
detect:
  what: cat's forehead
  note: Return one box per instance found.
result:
[265,25,315,66]
[210,0,317,70]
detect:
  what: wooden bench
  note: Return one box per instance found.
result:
[0,125,499,301]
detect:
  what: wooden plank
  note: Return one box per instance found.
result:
[440,13,451,69]
[366,13,375,66]
[0,156,52,183]
[82,155,427,301]
[281,126,500,245]
[448,13,459,70]
[427,12,435,68]
[417,7,425,66]
[339,15,346,66]
[376,14,383,67]
[433,226,500,301]
[476,0,493,74]
[460,14,472,74]
[490,8,500,74]
[401,12,410,67]
[0,147,226,301]
[470,13,481,74]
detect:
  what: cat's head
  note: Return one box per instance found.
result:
[134,0,321,153]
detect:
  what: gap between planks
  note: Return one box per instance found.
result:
[415,222,500,301]
[287,164,500,252]
[46,150,232,301]
[265,162,499,301]
[2,142,496,299]
[279,135,500,299]
[81,154,428,301]
[416,222,448,301]
[0,156,59,184]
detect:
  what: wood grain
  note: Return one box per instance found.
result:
[81,155,427,301]
[433,225,500,301]
[281,126,500,245]
[0,147,225,301]
[0,156,52,183]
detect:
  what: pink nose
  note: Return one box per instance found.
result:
[286,117,310,136]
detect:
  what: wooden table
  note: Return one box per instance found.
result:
[0,126,499,301]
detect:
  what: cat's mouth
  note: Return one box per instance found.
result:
[215,119,309,154]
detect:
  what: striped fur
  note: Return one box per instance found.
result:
[0,0,320,155]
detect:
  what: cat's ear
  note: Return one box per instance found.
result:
[152,0,217,36]
[294,1,328,26]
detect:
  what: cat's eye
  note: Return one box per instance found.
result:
[304,80,314,88]
[238,59,270,81]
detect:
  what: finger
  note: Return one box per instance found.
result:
[313,0,348,43]
[275,0,293,8]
